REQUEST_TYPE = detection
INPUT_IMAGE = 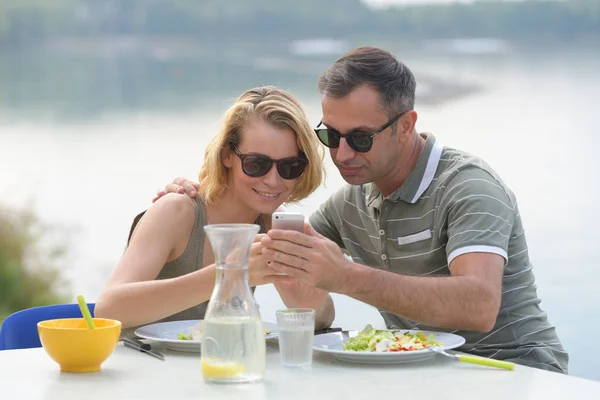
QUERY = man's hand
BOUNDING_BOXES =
[261,223,353,293]
[261,222,339,329]
[152,177,200,203]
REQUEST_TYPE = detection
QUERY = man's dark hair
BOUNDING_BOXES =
[317,47,416,117]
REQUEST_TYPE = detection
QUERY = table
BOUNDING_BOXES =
[1,340,599,399]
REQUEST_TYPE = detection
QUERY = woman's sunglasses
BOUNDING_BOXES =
[230,144,308,180]
[314,111,406,153]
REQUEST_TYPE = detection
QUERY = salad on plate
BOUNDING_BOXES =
[343,324,442,352]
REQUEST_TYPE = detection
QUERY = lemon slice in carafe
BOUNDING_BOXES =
[201,359,246,378]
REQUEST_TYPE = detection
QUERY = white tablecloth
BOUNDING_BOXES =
[1,340,598,399]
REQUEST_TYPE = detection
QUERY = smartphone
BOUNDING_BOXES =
[271,212,305,233]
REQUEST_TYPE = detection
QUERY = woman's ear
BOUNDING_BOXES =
[222,146,234,168]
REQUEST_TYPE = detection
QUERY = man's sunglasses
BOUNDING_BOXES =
[230,144,308,180]
[314,111,407,153]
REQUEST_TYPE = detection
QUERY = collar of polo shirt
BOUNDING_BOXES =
[366,133,444,208]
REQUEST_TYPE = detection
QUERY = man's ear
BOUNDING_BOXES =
[222,146,234,168]
[403,110,418,134]
[397,110,418,142]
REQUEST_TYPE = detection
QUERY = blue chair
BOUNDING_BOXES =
[0,303,95,350]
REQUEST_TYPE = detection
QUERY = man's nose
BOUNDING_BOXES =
[334,137,356,163]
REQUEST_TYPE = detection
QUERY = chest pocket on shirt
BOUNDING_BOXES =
[397,229,432,246]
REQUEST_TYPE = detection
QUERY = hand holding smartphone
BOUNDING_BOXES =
[269,212,305,276]
[271,212,305,233]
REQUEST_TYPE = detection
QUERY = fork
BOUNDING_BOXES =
[428,346,514,370]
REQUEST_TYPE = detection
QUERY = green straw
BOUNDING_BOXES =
[76,295,95,329]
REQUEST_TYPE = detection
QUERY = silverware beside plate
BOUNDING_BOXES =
[427,346,514,370]
[122,337,165,361]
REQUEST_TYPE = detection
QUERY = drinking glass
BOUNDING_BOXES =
[276,308,315,368]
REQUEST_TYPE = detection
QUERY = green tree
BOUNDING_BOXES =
[0,206,69,323]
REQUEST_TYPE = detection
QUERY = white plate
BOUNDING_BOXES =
[134,320,279,353]
[313,329,465,365]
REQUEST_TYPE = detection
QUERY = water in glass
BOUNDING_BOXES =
[278,327,314,367]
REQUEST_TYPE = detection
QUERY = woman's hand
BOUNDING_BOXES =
[248,234,280,287]
[272,276,335,329]
[273,279,330,311]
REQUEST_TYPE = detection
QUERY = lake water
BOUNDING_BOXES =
[1,40,599,380]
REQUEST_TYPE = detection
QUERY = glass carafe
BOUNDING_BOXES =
[201,224,266,384]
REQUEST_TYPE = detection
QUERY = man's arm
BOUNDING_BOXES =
[271,190,341,329]
[152,177,200,203]
[270,220,336,330]
[315,295,335,329]
[263,169,513,333]
[263,229,503,332]
[338,252,503,332]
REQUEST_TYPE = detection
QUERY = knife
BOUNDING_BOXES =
[314,327,351,341]
[122,337,165,361]
[314,327,343,335]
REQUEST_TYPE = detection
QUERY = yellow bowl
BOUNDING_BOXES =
[37,318,121,373]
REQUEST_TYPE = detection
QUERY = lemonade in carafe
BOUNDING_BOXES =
[201,224,266,383]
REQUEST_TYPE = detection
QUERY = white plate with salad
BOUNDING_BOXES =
[313,324,465,365]
[134,319,279,353]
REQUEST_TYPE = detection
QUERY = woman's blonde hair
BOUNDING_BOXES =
[199,86,324,204]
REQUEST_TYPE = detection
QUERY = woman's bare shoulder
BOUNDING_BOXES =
[129,194,196,242]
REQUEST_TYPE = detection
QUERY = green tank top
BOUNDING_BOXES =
[121,196,267,337]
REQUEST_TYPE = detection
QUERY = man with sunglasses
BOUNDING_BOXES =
[160,47,568,373]
[263,47,567,373]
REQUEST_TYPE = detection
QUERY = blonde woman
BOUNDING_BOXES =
[94,86,334,331]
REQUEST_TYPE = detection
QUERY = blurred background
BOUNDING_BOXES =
[1,0,598,380]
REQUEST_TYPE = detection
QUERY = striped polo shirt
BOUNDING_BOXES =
[310,133,568,373]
